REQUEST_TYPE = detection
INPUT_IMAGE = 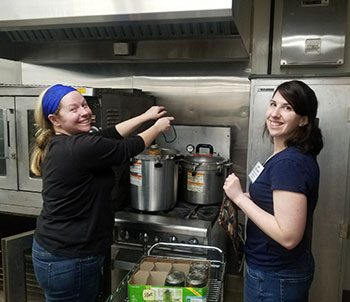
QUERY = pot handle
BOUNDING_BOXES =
[191,162,200,176]
[216,165,224,176]
[174,154,184,161]
[154,155,163,168]
[195,144,214,155]
[154,162,163,168]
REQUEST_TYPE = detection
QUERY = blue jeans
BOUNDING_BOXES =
[244,251,314,302]
[32,238,105,302]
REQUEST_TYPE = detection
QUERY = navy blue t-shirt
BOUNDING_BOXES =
[245,147,320,270]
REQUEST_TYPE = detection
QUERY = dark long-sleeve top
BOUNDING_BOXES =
[34,127,144,257]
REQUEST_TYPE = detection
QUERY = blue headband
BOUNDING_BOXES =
[42,84,77,121]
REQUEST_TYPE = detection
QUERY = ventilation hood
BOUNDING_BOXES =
[0,0,252,63]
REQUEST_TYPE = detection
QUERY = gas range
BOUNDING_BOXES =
[111,202,227,292]
[114,202,222,247]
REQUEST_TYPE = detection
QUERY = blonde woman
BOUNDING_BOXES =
[31,84,173,302]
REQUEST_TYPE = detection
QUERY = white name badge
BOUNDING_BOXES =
[249,162,264,183]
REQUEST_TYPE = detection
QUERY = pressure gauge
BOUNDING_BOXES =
[186,144,195,153]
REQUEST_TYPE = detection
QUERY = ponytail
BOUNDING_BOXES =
[30,87,56,176]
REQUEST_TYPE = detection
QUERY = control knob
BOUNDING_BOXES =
[168,235,178,243]
[119,230,129,240]
[139,232,149,243]
[188,238,199,245]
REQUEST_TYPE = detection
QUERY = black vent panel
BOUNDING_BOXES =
[5,21,238,43]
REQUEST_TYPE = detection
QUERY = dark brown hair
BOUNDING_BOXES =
[264,80,323,156]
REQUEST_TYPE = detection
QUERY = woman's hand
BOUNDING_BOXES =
[143,106,167,121]
[115,106,169,137]
[138,116,174,148]
[154,116,175,133]
[223,173,245,206]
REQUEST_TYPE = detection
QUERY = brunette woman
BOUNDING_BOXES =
[224,80,323,302]
[30,84,173,302]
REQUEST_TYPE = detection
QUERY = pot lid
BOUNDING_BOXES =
[184,153,227,164]
[134,147,180,160]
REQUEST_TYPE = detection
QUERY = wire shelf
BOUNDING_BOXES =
[106,242,226,302]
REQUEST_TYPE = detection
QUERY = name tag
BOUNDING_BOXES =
[249,162,264,183]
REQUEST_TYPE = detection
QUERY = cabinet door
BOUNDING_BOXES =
[0,97,17,190]
[1,230,35,302]
[16,97,42,192]
[309,81,350,302]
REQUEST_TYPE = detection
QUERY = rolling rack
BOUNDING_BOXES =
[106,242,226,302]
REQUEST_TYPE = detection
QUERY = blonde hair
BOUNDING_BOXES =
[30,87,57,176]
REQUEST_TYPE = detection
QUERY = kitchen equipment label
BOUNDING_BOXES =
[248,162,264,184]
[130,161,142,186]
[187,172,204,192]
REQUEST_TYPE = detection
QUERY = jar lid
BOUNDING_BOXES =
[165,271,185,285]
[149,144,161,155]
[190,262,209,272]
[186,272,207,286]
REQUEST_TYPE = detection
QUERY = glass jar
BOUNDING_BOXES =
[186,271,207,288]
[148,144,161,155]
[190,262,209,275]
[165,271,186,287]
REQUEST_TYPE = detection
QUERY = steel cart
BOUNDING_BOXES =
[106,242,226,302]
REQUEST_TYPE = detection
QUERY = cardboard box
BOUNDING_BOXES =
[128,257,210,302]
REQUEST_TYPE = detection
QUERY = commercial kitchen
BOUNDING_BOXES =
[0,0,349,301]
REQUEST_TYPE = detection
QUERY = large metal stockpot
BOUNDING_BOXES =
[180,144,231,205]
[130,147,180,211]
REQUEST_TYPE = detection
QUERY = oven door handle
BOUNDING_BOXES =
[1,109,14,160]
[147,242,224,263]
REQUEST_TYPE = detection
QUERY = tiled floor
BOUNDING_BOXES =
[224,274,244,302]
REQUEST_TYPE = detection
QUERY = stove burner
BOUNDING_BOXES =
[165,206,191,218]
[196,205,221,221]
[118,201,219,222]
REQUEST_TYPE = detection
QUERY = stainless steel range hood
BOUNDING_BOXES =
[0,0,252,63]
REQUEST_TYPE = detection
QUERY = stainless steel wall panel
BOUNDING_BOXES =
[155,125,231,160]
[21,62,250,183]
[21,64,134,88]
[280,0,346,66]
[133,75,250,182]
[0,59,22,84]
